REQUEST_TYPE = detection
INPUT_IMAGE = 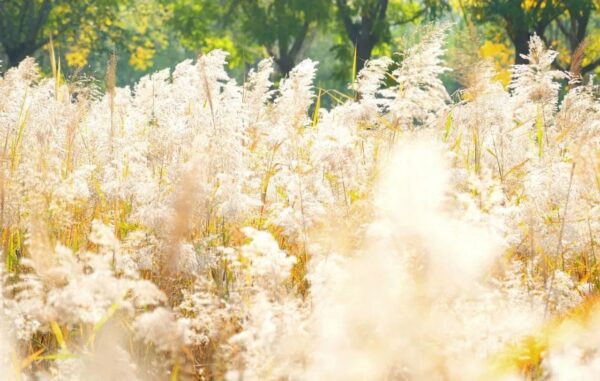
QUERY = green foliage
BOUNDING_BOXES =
[167,0,330,76]
[1,0,599,90]
[0,0,123,66]
[238,0,330,74]
[462,0,600,70]
[166,1,261,71]
[333,0,446,73]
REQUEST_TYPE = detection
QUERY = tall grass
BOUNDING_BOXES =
[0,29,598,380]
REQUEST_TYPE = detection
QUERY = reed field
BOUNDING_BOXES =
[0,27,599,380]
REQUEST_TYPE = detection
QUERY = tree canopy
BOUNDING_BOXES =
[1,0,599,89]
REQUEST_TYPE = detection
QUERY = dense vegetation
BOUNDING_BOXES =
[0,22,599,380]
[1,0,600,89]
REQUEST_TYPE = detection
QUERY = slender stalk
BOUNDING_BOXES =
[544,162,576,317]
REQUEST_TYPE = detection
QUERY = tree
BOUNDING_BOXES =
[335,0,390,73]
[335,0,444,72]
[168,0,329,77]
[463,0,599,71]
[0,1,121,68]
[236,0,330,76]
[465,0,565,64]
[551,1,599,75]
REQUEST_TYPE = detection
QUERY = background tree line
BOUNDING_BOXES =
[1,0,599,89]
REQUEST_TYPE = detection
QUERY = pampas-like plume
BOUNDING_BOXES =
[0,28,598,381]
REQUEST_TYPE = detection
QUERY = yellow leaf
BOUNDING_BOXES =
[479,41,512,87]
[50,321,67,351]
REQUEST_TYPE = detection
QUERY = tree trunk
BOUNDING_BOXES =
[512,31,533,65]
[275,55,295,77]
[272,19,309,77]
[355,34,376,73]
[336,0,388,74]
[4,43,35,68]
